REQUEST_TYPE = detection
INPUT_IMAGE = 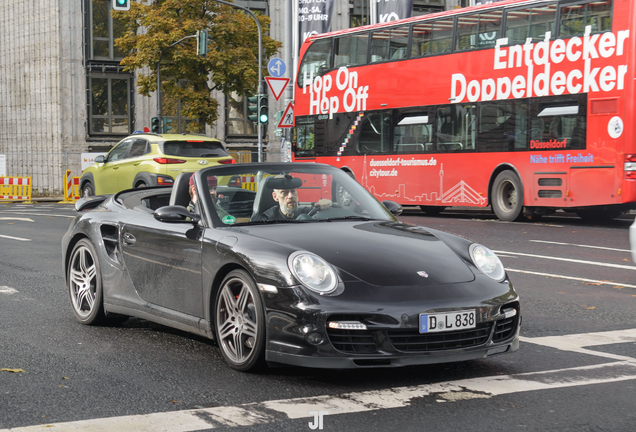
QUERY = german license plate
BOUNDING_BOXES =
[419,310,476,333]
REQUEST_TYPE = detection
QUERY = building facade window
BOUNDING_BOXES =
[86,0,132,137]
[163,95,202,134]
[89,74,130,135]
[226,92,257,138]
[90,0,126,60]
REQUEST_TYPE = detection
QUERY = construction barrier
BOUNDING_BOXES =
[0,177,32,203]
[62,170,81,202]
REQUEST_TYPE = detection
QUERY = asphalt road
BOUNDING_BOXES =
[1,202,636,431]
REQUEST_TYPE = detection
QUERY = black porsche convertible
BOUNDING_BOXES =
[62,162,520,371]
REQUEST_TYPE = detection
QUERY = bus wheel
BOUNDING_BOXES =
[420,206,443,216]
[491,171,524,222]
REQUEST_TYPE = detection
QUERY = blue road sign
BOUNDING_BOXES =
[267,58,286,78]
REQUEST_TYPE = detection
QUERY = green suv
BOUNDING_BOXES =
[80,133,234,196]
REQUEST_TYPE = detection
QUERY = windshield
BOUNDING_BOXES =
[197,163,395,226]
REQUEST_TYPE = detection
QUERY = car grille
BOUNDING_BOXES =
[388,323,492,352]
[326,328,376,354]
[493,313,518,342]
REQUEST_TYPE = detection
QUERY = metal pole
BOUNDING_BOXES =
[157,51,163,127]
[212,0,263,162]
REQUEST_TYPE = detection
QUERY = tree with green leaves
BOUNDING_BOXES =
[114,0,281,132]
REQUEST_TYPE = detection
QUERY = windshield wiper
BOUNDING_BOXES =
[324,216,375,221]
[240,219,310,225]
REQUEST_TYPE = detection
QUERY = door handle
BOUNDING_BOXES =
[113,166,119,170]
[134,162,140,166]
[122,232,136,246]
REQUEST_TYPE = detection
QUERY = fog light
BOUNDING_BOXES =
[306,332,324,345]
[502,308,517,319]
[328,321,367,330]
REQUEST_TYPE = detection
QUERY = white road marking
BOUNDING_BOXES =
[0,211,74,218]
[529,239,630,253]
[506,268,636,289]
[521,328,636,362]
[0,234,31,242]
[0,217,34,222]
[4,330,636,432]
[0,286,18,294]
[494,250,636,271]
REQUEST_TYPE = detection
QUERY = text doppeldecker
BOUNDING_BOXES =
[451,26,629,103]
[369,157,437,178]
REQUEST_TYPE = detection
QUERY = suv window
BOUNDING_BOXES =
[128,139,148,157]
[162,140,229,157]
[106,140,131,162]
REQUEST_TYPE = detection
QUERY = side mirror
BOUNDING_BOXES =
[154,206,200,224]
[95,155,105,163]
[382,200,403,217]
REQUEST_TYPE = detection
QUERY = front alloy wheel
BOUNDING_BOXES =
[215,270,265,371]
[68,239,105,325]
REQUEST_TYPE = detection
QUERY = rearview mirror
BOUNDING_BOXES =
[154,206,200,224]
[95,155,105,163]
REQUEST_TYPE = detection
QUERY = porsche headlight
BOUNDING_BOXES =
[288,252,338,294]
[469,244,505,281]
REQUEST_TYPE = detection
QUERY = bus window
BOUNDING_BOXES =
[478,100,528,152]
[529,96,587,150]
[411,22,432,57]
[436,105,476,151]
[505,4,557,45]
[294,118,316,157]
[358,112,392,154]
[456,10,502,51]
[393,113,432,153]
[298,38,333,88]
[430,19,454,55]
[560,0,613,37]
[334,33,369,68]
[370,26,409,63]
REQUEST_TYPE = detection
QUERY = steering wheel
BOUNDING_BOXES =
[307,205,321,217]
[306,203,340,218]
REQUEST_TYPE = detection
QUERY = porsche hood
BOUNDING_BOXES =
[242,221,475,286]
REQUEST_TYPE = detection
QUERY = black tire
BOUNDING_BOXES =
[134,181,147,189]
[420,206,444,216]
[215,270,266,372]
[491,171,524,222]
[67,239,107,325]
[82,181,94,198]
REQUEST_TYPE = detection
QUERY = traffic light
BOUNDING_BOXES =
[196,30,208,56]
[162,118,173,133]
[259,95,269,124]
[247,95,259,123]
[112,0,130,11]
[151,117,161,134]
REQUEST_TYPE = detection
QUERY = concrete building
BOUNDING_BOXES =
[0,0,466,196]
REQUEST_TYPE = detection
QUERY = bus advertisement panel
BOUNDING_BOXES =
[292,0,634,222]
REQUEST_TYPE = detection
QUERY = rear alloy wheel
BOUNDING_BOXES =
[215,270,265,371]
[82,182,94,198]
[491,171,524,221]
[67,239,106,325]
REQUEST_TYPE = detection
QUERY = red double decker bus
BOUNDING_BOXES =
[292,0,635,222]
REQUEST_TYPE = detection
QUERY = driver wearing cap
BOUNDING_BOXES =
[187,173,230,219]
[254,174,332,221]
